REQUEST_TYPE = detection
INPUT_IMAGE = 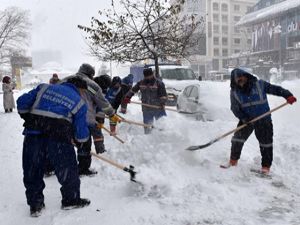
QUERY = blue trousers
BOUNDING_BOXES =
[143,110,166,134]
[22,134,80,207]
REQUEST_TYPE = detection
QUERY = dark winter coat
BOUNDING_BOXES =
[64,72,115,125]
[2,82,15,110]
[230,68,293,121]
[105,86,123,110]
[17,83,89,143]
[121,74,133,87]
[126,77,167,112]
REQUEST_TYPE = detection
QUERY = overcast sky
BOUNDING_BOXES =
[0,0,129,74]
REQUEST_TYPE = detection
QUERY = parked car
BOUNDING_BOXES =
[177,84,204,120]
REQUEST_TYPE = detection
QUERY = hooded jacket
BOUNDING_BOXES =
[230,68,292,121]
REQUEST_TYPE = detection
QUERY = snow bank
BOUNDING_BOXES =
[0,79,299,225]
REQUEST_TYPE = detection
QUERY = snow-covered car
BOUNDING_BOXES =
[177,84,203,117]
[153,65,200,106]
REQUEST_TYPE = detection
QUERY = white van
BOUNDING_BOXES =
[130,64,200,106]
[152,65,200,106]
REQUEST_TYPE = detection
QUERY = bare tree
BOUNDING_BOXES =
[78,0,203,77]
[0,7,31,66]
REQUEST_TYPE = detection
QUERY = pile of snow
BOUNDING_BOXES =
[0,79,299,225]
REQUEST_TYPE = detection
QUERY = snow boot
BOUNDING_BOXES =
[110,125,116,136]
[30,203,45,217]
[220,159,238,169]
[229,159,238,166]
[78,168,98,176]
[61,198,91,210]
[120,108,126,114]
[261,167,270,174]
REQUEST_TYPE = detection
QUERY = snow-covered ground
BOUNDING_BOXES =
[0,79,299,225]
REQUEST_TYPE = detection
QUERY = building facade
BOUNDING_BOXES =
[179,0,257,79]
[232,0,300,80]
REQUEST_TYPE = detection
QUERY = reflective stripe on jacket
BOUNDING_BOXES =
[128,78,167,112]
[231,80,270,120]
[17,83,89,142]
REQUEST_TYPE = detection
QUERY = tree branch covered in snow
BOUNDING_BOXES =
[78,0,204,76]
[0,7,31,67]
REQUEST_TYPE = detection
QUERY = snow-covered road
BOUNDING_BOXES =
[0,80,299,225]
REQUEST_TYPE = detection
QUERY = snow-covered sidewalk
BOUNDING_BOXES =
[0,80,299,225]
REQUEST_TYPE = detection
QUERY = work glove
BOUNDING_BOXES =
[122,97,131,104]
[287,96,297,105]
[94,141,106,154]
[96,123,104,129]
[110,114,122,123]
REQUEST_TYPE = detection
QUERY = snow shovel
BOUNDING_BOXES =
[100,124,125,144]
[116,114,153,128]
[105,114,153,128]
[186,102,289,151]
[91,152,142,184]
[130,100,178,112]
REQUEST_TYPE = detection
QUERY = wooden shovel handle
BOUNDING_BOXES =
[91,152,124,170]
[101,125,125,144]
[130,100,178,112]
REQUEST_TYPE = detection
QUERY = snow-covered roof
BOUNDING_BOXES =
[236,0,300,27]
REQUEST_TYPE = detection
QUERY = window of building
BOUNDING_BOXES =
[213,14,219,22]
[222,37,228,45]
[234,38,241,44]
[234,49,240,54]
[213,2,219,11]
[222,25,228,34]
[234,16,241,22]
[222,59,228,68]
[222,49,228,56]
[213,37,219,45]
[221,3,228,12]
[234,5,240,11]
[247,39,252,45]
[222,15,228,23]
[212,59,219,70]
[234,27,240,33]
[214,48,219,56]
[247,6,252,12]
[213,25,219,34]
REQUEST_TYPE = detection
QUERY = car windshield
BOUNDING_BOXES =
[160,68,196,80]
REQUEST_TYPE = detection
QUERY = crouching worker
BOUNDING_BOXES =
[17,77,91,217]
[228,68,297,174]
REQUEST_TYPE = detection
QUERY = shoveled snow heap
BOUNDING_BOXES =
[0,79,299,225]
